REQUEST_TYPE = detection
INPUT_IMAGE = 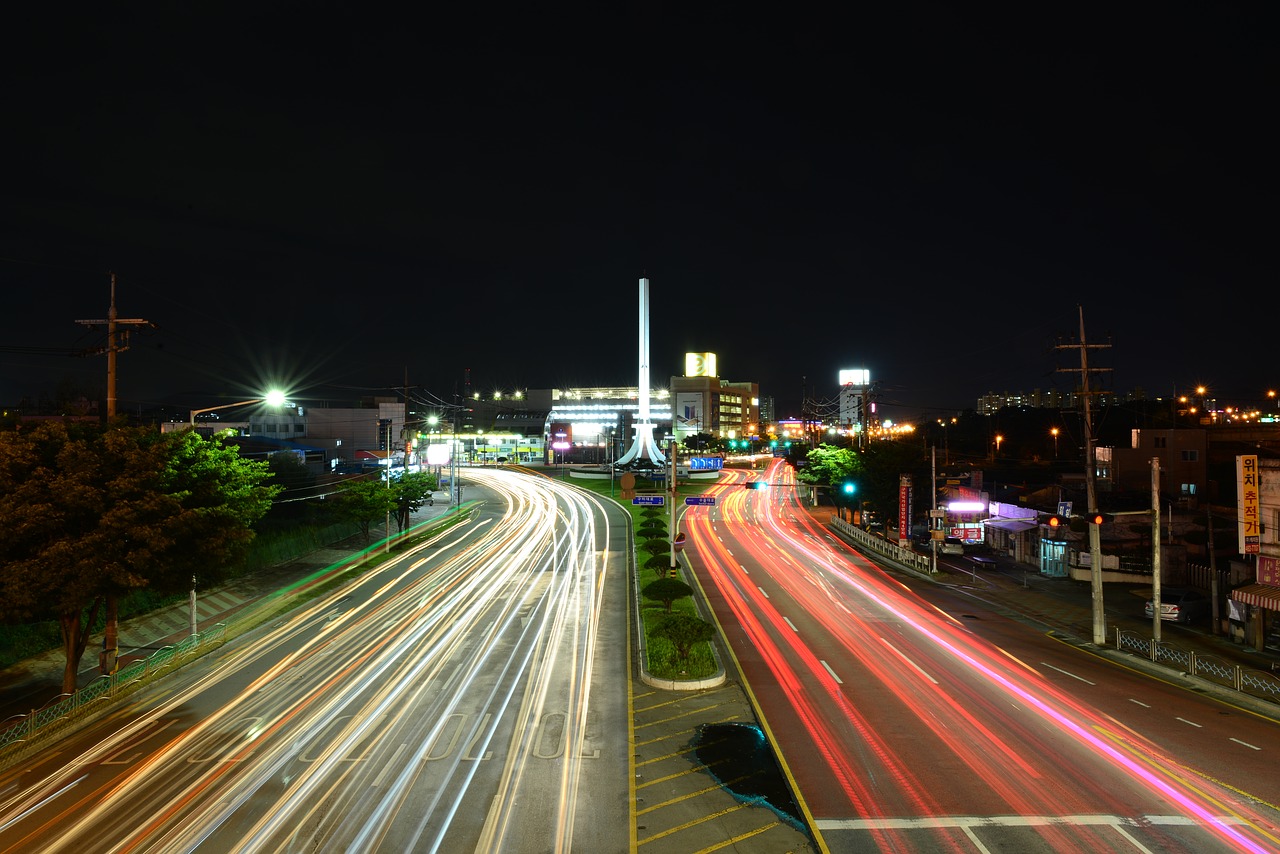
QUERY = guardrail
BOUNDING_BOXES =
[830,517,933,574]
[1115,627,1280,706]
[0,623,228,754]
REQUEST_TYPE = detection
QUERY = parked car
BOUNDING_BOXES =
[1144,587,1210,623]
[940,537,964,556]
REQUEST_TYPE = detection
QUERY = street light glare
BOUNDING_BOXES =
[264,389,287,407]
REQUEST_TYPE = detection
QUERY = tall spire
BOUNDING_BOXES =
[615,276,666,468]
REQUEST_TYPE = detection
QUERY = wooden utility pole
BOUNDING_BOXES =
[1056,305,1112,645]
[75,273,152,674]
[75,272,152,420]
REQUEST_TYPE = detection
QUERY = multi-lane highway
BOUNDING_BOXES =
[684,459,1280,853]
[0,468,632,853]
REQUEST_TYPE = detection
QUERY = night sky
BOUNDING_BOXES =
[1,4,1271,423]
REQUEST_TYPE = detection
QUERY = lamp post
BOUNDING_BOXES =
[937,417,955,466]
[384,420,393,554]
[189,389,288,427]
[993,433,1003,462]
[1050,427,1059,459]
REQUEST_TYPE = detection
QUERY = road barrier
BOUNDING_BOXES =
[830,517,932,574]
[1114,627,1280,705]
[0,623,228,755]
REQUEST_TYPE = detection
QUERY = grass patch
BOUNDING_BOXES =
[559,471,721,680]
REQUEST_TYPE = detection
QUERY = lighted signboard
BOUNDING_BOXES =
[838,368,870,386]
[685,352,717,377]
[689,456,723,471]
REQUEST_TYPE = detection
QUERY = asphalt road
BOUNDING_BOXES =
[0,469,633,853]
[683,459,1280,853]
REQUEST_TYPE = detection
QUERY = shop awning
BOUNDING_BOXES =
[985,519,1039,533]
[1230,583,1280,611]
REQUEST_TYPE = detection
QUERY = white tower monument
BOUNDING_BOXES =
[615,276,667,468]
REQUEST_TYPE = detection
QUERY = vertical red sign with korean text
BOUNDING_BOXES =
[1237,454,1260,555]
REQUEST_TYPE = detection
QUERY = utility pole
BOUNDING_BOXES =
[1208,505,1220,635]
[668,439,679,578]
[1056,305,1112,646]
[76,273,152,675]
[1151,457,1162,643]
[75,272,152,420]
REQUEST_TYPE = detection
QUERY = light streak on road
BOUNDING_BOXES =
[0,468,624,853]
[683,460,1280,852]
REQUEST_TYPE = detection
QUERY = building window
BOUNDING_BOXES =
[1180,483,1197,496]
[1180,449,1199,462]
[1153,436,1167,449]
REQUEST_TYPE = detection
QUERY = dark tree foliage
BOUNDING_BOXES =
[649,613,715,663]
[392,471,438,530]
[325,476,397,542]
[0,423,279,693]
[642,578,692,613]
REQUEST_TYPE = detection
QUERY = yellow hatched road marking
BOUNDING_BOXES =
[690,821,784,854]
[638,803,750,844]
[637,775,754,815]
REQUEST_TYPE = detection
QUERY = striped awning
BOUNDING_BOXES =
[1230,583,1280,611]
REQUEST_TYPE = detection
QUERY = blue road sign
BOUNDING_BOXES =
[685,496,716,506]
[632,495,665,506]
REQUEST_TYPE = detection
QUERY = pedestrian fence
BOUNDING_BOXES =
[1115,627,1280,705]
[830,517,932,574]
[0,623,228,754]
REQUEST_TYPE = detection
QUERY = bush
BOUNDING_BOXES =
[642,578,693,612]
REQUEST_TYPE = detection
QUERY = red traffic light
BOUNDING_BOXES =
[1047,515,1064,528]
[1081,512,1113,525]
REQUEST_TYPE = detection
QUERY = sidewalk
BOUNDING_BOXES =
[0,501,459,723]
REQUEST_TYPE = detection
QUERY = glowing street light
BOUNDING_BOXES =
[189,389,288,426]
[1050,427,1059,459]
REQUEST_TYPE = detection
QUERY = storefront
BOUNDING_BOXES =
[1229,555,1280,652]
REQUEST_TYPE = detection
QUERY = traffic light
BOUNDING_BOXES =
[744,480,766,490]
[1080,512,1113,525]
[1046,515,1067,538]
[841,481,856,495]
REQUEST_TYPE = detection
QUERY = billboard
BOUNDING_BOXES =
[838,368,870,387]
[675,393,704,432]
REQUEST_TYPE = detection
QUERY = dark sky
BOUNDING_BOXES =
[1,4,1271,422]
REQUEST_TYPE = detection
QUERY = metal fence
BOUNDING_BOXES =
[0,623,227,753]
[1115,627,1280,705]
[830,517,932,574]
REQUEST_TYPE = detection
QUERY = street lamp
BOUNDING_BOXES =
[937,417,955,466]
[993,433,1003,461]
[189,389,288,427]
[1050,427,1059,459]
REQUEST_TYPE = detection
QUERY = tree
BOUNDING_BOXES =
[643,554,672,573]
[798,444,860,488]
[636,522,667,539]
[266,451,316,500]
[391,470,437,530]
[326,477,397,541]
[0,423,279,694]
[642,578,692,613]
[649,613,715,664]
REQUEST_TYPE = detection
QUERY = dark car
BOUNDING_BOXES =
[1144,587,1210,623]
